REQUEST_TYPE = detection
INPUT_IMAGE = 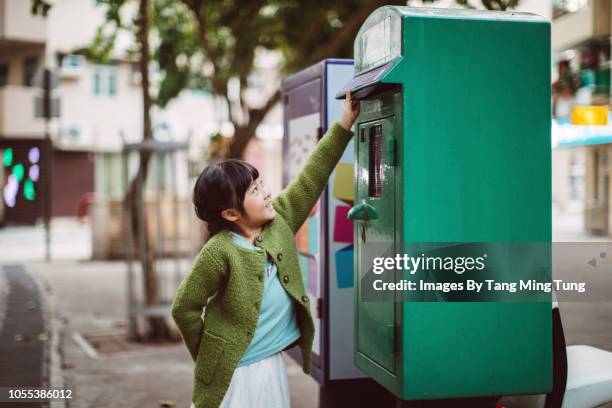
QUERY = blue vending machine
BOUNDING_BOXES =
[282,59,396,405]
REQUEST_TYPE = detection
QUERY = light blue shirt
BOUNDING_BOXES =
[230,231,301,367]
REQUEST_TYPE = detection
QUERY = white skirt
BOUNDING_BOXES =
[190,351,291,408]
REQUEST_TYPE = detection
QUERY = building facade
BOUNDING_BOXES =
[551,0,612,235]
[0,0,283,230]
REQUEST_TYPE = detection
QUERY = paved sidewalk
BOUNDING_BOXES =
[26,259,319,408]
[0,218,91,263]
[2,212,612,407]
[0,264,47,408]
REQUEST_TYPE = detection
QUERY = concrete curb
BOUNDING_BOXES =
[28,265,68,408]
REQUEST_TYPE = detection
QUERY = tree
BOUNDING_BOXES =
[34,0,522,163]
[158,0,402,159]
[153,0,520,159]
[32,0,174,341]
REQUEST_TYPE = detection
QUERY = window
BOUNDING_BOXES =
[62,54,85,69]
[23,56,39,86]
[92,65,118,96]
[0,64,8,87]
[93,71,101,95]
[108,72,117,95]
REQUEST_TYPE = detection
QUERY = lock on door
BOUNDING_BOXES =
[348,199,378,243]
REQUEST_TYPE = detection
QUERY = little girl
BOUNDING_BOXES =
[172,92,360,408]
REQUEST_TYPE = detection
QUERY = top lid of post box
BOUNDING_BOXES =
[334,60,398,100]
[391,6,546,22]
[336,5,546,100]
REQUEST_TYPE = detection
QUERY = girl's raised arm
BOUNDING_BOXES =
[272,92,359,233]
[272,122,353,233]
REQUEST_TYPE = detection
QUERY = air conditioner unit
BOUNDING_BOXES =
[59,121,93,148]
[59,54,86,79]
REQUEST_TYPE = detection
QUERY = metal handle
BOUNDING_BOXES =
[347,201,378,221]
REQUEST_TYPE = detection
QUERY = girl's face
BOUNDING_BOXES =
[221,177,275,230]
[242,177,276,225]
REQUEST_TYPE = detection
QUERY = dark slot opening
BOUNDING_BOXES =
[369,124,383,197]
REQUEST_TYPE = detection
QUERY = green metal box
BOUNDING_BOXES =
[339,6,552,400]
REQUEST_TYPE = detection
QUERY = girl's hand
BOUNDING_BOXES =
[339,91,360,131]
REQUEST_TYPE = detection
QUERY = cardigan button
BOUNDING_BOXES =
[255,235,263,243]
[282,275,289,284]
[246,331,252,338]
[301,295,309,303]
[277,253,283,261]
[258,274,263,282]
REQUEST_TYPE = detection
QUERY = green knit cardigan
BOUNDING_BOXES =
[171,122,353,408]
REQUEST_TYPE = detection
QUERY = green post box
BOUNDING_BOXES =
[337,6,552,400]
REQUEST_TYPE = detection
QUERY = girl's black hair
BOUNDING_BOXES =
[193,159,259,235]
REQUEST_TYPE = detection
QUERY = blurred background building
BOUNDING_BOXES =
[551,0,612,237]
[0,0,283,258]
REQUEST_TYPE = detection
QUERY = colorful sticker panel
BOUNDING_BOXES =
[335,244,354,289]
[298,254,309,293]
[308,215,319,255]
[332,162,354,205]
[333,205,353,244]
[296,222,309,254]
[308,255,318,297]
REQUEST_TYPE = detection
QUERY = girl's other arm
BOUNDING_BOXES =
[171,248,225,361]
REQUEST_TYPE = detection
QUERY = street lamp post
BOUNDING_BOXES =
[34,67,59,261]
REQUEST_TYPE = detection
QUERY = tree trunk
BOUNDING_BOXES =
[228,126,255,159]
[223,0,389,160]
[227,90,282,159]
[125,0,173,342]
